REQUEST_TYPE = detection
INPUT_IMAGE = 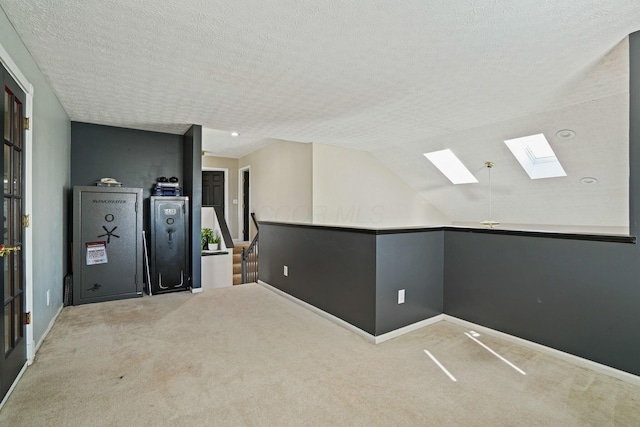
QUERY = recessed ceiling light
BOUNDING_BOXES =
[423,149,478,184]
[580,177,598,184]
[555,129,575,139]
[231,131,239,137]
[504,133,566,179]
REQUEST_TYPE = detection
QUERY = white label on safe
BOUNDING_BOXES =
[164,208,177,215]
[86,242,108,265]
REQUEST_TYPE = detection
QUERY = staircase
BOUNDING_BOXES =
[233,242,250,285]
[233,214,260,285]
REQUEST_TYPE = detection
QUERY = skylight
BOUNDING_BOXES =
[423,149,478,184]
[504,134,566,179]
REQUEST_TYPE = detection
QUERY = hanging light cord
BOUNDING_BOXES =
[482,161,496,228]
[488,162,492,220]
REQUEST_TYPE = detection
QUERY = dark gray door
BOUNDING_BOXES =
[202,171,224,210]
[203,170,227,239]
[1,64,26,399]
[243,170,249,241]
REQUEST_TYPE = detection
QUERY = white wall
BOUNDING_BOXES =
[312,143,449,227]
[452,221,629,235]
[202,155,239,239]
[1,8,71,348]
[238,141,448,230]
[201,207,231,251]
[201,207,233,288]
[239,140,313,231]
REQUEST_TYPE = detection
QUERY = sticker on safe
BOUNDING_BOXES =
[86,241,108,265]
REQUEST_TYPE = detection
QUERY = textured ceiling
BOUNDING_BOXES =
[2,1,640,230]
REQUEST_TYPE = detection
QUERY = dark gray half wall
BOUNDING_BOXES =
[260,223,445,336]
[375,231,443,335]
[260,223,377,334]
[443,231,640,375]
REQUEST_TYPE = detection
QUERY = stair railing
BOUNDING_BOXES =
[241,213,259,283]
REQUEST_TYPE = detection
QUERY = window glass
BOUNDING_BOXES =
[3,90,10,142]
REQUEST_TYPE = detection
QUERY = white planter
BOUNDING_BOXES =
[208,243,220,251]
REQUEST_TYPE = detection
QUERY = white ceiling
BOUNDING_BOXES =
[2,1,640,230]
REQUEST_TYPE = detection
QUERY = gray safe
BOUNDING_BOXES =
[73,186,143,305]
[149,196,190,294]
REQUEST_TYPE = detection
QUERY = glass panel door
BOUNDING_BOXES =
[1,64,26,400]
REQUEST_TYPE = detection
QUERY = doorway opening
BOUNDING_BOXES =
[239,167,250,241]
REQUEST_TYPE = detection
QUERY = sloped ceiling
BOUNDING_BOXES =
[2,1,640,231]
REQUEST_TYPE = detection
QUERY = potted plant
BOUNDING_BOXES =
[201,228,214,251]
[209,231,221,251]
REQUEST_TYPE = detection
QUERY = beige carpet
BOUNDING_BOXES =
[1,283,639,426]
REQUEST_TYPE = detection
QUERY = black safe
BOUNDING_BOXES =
[73,186,143,305]
[149,196,190,294]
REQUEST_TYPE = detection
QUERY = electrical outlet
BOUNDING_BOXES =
[47,289,50,306]
[398,289,405,304]
[284,265,288,276]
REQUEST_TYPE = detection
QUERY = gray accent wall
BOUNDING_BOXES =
[443,232,640,375]
[71,122,203,291]
[631,31,640,236]
[70,122,184,272]
[1,8,71,347]
[260,224,377,334]
[183,125,202,289]
[71,122,184,200]
[260,223,445,335]
[375,231,443,335]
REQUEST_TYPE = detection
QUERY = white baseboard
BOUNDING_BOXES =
[259,281,378,343]
[258,280,442,344]
[442,315,640,387]
[373,314,444,344]
[257,281,640,386]
[34,304,63,357]
[191,287,203,294]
